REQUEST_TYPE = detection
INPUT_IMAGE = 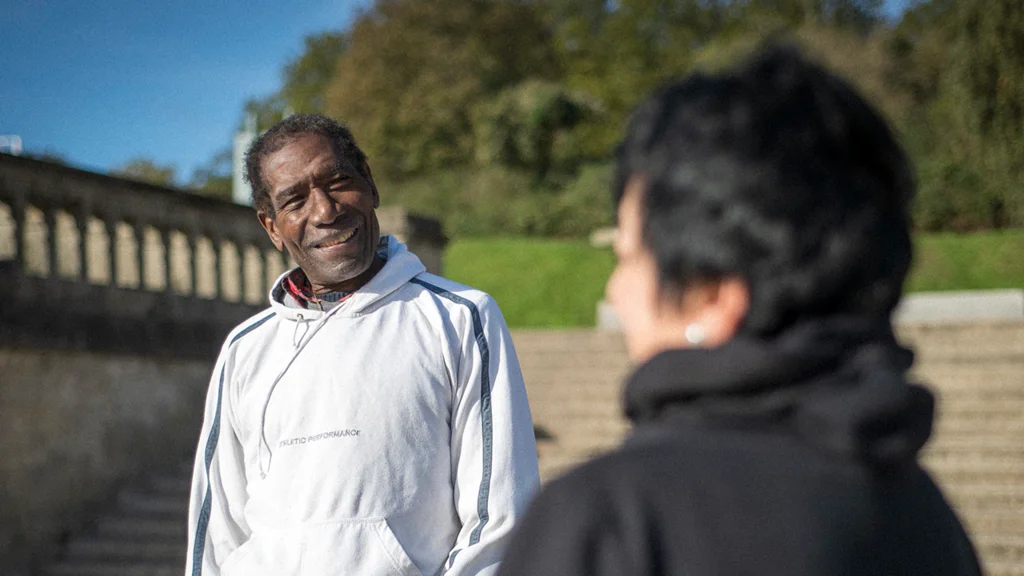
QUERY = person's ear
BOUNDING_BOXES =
[362,161,380,209]
[257,211,285,252]
[677,277,750,348]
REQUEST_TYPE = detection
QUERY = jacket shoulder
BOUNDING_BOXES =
[221,308,278,351]
[407,272,499,314]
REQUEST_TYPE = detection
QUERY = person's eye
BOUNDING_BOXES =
[281,195,303,209]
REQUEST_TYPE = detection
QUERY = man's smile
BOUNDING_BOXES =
[315,226,359,249]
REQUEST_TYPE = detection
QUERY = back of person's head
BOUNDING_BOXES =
[614,45,914,337]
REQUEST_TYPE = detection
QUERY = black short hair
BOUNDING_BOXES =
[615,45,915,335]
[244,114,370,216]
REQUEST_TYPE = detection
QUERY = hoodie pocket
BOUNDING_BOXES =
[220,530,301,576]
[301,517,423,576]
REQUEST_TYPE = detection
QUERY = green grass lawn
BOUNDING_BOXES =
[907,230,1024,292]
[446,231,1024,328]
[445,238,615,328]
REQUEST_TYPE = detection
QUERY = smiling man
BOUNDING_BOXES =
[184,114,540,576]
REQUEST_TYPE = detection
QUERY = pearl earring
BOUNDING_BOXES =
[684,324,706,346]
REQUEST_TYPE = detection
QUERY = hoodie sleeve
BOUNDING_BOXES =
[444,295,540,575]
[184,347,250,576]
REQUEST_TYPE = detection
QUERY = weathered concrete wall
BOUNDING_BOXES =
[0,349,211,574]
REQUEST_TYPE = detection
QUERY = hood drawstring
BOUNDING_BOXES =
[292,313,309,348]
[257,309,341,479]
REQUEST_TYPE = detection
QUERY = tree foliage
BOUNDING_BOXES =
[325,0,561,177]
[207,0,1023,236]
[113,158,177,187]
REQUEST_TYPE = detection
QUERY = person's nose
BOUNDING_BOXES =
[308,185,340,226]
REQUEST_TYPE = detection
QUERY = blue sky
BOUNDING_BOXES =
[1,0,911,185]
[0,0,369,182]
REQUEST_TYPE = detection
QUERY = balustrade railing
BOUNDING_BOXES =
[0,153,284,357]
[0,153,446,357]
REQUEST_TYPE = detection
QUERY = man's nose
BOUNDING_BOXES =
[308,186,340,225]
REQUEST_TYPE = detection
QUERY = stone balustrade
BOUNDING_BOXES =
[0,153,446,358]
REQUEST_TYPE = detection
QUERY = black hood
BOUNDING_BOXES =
[624,317,935,466]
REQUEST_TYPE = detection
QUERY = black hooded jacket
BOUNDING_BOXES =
[498,318,982,576]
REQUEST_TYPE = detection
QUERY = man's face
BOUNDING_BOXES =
[257,133,381,292]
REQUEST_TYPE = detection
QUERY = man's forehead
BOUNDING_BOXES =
[265,134,351,186]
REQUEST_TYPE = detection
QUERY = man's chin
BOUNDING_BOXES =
[306,257,376,289]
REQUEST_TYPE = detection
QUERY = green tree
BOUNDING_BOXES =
[113,158,177,187]
[325,0,561,177]
[281,31,349,114]
[472,80,593,178]
[188,148,233,201]
[917,0,1024,229]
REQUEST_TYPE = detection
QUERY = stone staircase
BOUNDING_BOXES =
[905,322,1024,576]
[517,321,1024,575]
[37,322,1022,575]
[37,466,190,576]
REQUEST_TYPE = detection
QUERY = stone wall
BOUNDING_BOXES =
[0,153,448,357]
[0,349,211,574]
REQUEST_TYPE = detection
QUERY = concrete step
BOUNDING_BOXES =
[963,511,1024,535]
[946,484,1024,511]
[925,437,1024,453]
[934,418,1024,436]
[511,330,628,354]
[147,474,192,496]
[930,381,1024,399]
[539,454,590,482]
[532,417,629,437]
[929,457,1024,483]
[985,561,1024,576]
[929,399,1024,418]
[529,400,623,419]
[95,515,187,540]
[64,538,183,562]
[41,561,182,576]
[116,491,190,517]
[523,380,625,401]
[897,322,1024,359]
[974,532,1024,563]
[917,357,1024,374]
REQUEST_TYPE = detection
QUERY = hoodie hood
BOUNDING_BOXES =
[267,235,426,321]
[624,317,935,467]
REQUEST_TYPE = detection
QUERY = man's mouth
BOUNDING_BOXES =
[316,227,358,248]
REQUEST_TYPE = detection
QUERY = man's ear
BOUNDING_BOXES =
[257,211,285,252]
[362,161,380,209]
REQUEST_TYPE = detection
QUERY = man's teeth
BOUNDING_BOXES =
[319,228,357,248]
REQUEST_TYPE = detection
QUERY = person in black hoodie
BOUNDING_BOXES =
[497,46,982,576]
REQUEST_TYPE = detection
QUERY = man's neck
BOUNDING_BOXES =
[312,255,386,295]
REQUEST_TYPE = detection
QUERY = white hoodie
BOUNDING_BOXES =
[185,236,540,576]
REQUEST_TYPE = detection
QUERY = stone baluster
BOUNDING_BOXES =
[160,228,173,293]
[187,232,200,297]
[104,218,119,287]
[43,205,58,278]
[252,246,267,302]
[11,193,26,269]
[75,208,89,282]
[133,222,146,290]
[210,235,223,301]
[233,241,244,303]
